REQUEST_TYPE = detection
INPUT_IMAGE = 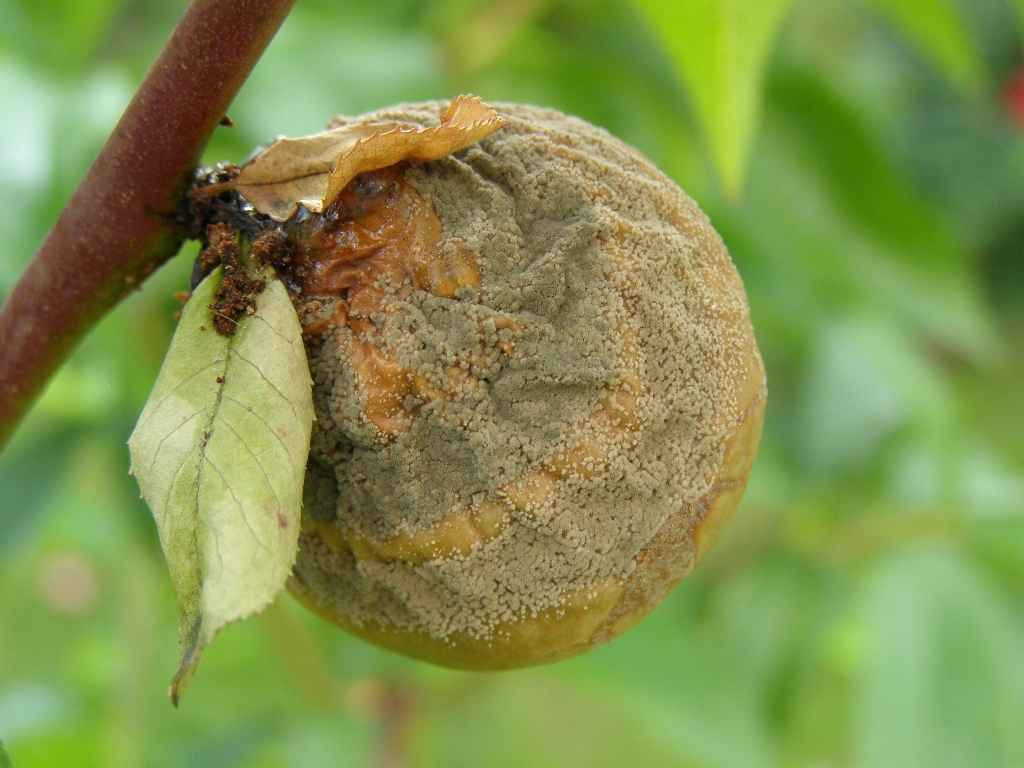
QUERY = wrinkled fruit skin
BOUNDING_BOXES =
[287,103,766,669]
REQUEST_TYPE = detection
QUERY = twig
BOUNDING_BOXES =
[374,683,417,768]
[0,0,297,451]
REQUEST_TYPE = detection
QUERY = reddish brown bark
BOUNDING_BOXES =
[0,0,297,451]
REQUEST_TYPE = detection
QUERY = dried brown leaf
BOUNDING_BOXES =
[201,95,507,221]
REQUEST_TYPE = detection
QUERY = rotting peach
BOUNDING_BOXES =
[283,102,766,669]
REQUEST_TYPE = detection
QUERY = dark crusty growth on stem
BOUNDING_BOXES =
[200,222,266,336]
[292,103,762,644]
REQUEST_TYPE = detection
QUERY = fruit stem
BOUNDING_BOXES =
[0,0,297,452]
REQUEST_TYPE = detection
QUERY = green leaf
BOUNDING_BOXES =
[128,267,314,705]
[0,0,130,74]
[854,547,1024,768]
[866,0,983,93]
[1011,0,1024,54]
[743,105,1002,366]
[634,0,796,198]
[0,740,11,768]
[768,70,958,267]
[797,316,940,472]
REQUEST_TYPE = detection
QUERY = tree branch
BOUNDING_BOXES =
[0,0,297,451]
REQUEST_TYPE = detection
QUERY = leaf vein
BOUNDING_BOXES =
[215,414,288,515]
[222,396,299,466]
[148,408,205,475]
[204,457,275,556]
[145,359,227,417]
[227,348,302,419]
[162,446,201,523]
[251,310,299,348]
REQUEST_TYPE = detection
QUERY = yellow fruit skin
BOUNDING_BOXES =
[288,571,624,670]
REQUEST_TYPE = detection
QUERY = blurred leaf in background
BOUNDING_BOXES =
[865,0,984,93]
[2,0,1024,766]
[634,0,797,198]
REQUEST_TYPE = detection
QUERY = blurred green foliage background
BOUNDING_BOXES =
[2,0,1024,765]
